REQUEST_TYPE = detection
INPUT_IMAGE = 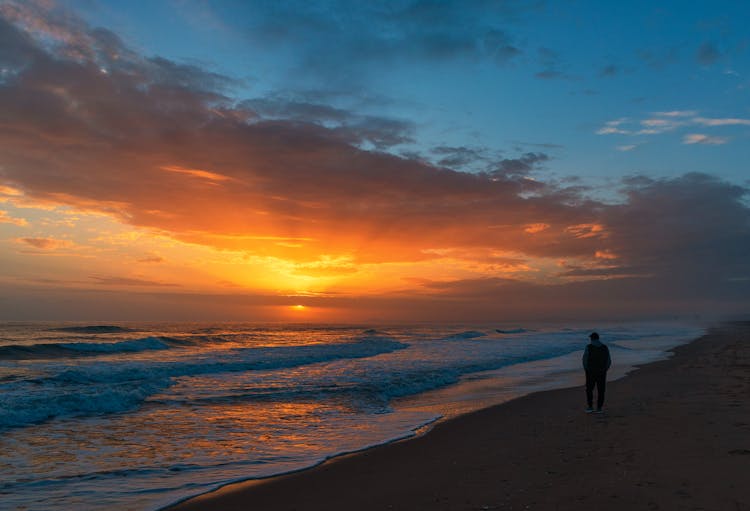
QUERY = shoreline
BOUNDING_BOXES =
[159,331,676,511]
[166,321,749,510]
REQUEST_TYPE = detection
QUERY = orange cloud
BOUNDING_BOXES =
[0,185,23,196]
[160,165,232,182]
[0,11,604,275]
[0,210,27,226]
[16,237,74,250]
[565,223,607,239]
[137,254,165,263]
[89,275,179,287]
[524,223,550,234]
[595,249,617,260]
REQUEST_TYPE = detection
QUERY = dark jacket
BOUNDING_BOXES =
[582,341,611,372]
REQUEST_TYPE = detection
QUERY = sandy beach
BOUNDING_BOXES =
[167,322,750,511]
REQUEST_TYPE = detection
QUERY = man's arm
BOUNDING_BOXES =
[582,345,589,371]
[606,346,612,370]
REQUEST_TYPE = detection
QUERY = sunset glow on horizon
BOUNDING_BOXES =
[1,0,749,322]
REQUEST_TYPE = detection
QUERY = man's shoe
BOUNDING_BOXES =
[585,407,594,413]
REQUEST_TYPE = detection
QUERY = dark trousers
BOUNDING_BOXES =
[585,370,607,409]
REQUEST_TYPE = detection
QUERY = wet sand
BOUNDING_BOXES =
[167,322,750,511]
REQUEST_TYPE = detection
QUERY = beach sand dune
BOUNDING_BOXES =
[168,322,750,511]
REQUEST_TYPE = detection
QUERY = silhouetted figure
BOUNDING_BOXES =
[582,332,611,413]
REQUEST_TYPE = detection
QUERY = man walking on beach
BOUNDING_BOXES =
[582,332,611,413]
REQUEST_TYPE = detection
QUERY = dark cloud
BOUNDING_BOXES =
[599,64,618,77]
[137,255,165,263]
[636,47,679,70]
[603,173,750,282]
[238,0,531,85]
[491,152,550,177]
[535,70,564,80]
[557,266,641,278]
[513,141,564,150]
[537,47,559,66]
[241,97,350,123]
[17,237,70,250]
[431,145,489,169]
[482,29,522,64]
[332,116,415,149]
[398,272,748,321]
[145,56,239,94]
[241,95,414,149]
[696,41,721,65]
[429,147,553,178]
[534,46,569,80]
[89,276,180,287]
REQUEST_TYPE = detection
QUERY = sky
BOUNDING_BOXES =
[0,0,748,322]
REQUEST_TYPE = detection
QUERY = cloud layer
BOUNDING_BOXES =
[1,2,749,319]
[596,111,749,145]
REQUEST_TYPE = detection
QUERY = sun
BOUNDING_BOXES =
[290,304,307,311]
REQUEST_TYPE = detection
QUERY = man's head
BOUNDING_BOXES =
[589,332,600,341]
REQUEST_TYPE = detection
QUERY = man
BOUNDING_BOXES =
[582,332,611,413]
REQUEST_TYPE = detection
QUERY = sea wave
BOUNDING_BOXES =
[444,330,486,340]
[495,328,531,334]
[50,325,133,334]
[0,337,188,360]
[0,378,167,430]
[0,337,407,428]
[48,337,407,384]
[153,336,585,413]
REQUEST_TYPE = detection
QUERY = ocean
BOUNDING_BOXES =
[0,321,702,510]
